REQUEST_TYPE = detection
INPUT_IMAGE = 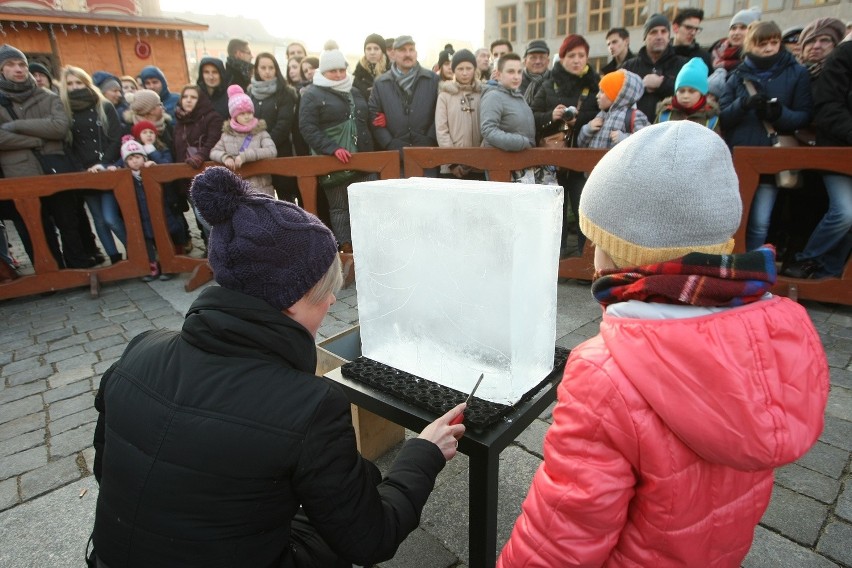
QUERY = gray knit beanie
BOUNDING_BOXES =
[0,44,27,69]
[190,166,338,310]
[319,40,348,73]
[730,7,761,29]
[579,121,742,268]
[643,14,671,39]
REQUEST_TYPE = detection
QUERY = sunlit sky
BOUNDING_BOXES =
[161,0,486,64]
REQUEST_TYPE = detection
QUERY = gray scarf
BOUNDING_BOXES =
[392,63,420,95]
[0,74,37,103]
[249,78,278,101]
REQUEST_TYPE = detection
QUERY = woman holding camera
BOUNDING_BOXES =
[530,34,600,256]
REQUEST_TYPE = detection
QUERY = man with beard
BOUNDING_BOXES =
[621,13,686,122]
[671,8,712,70]
[225,38,253,90]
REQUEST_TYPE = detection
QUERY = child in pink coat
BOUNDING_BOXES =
[499,122,828,568]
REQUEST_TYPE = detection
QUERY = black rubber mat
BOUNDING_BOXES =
[340,347,570,430]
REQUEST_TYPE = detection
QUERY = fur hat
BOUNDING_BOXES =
[559,34,590,58]
[579,121,742,268]
[675,57,709,95]
[599,70,626,102]
[226,84,254,118]
[318,41,348,73]
[120,135,146,162]
[730,8,761,29]
[128,89,161,116]
[451,49,476,71]
[131,120,158,141]
[798,17,846,47]
[190,166,338,310]
[0,44,27,69]
[644,13,671,39]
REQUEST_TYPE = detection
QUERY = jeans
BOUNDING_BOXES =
[746,182,780,251]
[84,191,127,257]
[796,173,852,275]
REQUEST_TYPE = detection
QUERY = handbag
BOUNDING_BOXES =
[743,80,802,189]
[312,94,363,189]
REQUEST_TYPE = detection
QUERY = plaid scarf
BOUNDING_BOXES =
[592,246,777,308]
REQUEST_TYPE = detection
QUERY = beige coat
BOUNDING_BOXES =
[0,87,70,178]
[435,80,482,174]
[210,119,277,196]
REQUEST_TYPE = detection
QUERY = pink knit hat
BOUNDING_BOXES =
[120,135,146,162]
[227,85,254,118]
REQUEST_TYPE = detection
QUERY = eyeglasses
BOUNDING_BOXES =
[683,24,703,34]
[460,96,474,112]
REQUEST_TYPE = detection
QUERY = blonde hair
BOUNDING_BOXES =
[745,21,782,52]
[59,66,110,128]
[304,254,343,304]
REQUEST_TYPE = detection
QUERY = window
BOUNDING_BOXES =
[758,0,784,11]
[622,0,647,28]
[794,0,839,5]
[700,0,735,18]
[527,1,546,40]
[589,56,608,73]
[588,0,612,33]
[660,0,691,19]
[557,0,578,36]
[499,6,518,43]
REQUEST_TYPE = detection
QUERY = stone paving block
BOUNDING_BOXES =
[93,359,118,376]
[2,356,43,378]
[48,366,95,389]
[2,335,35,353]
[556,332,590,350]
[82,447,95,475]
[12,342,47,362]
[378,527,458,568]
[43,379,91,405]
[19,455,82,501]
[6,364,53,387]
[49,423,95,459]
[0,351,11,366]
[101,304,137,318]
[42,344,86,365]
[0,477,18,512]
[0,413,45,443]
[538,400,556,422]
[83,335,125,355]
[53,353,98,373]
[826,385,852,422]
[820,416,852,451]
[109,311,143,324]
[760,485,829,546]
[137,306,174,321]
[513,418,548,458]
[0,380,47,405]
[96,344,127,361]
[827,352,852,370]
[796,441,849,480]
[72,317,114,334]
[34,327,74,345]
[816,520,852,566]
[47,333,89,352]
[49,393,95,421]
[837,482,852,523]
[0,395,43,426]
[149,315,185,331]
[742,526,839,568]
[775,463,842,504]
[32,319,70,336]
[0,446,48,479]
[51,408,98,437]
[86,323,125,341]
[121,320,156,334]
[0,430,44,459]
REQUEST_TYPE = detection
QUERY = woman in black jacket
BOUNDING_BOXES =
[60,66,126,264]
[299,45,374,253]
[352,33,390,100]
[92,166,464,568]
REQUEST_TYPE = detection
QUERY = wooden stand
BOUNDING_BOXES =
[316,327,405,460]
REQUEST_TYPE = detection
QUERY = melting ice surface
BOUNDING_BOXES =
[348,178,563,405]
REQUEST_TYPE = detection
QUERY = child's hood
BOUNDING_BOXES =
[612,70,645,110]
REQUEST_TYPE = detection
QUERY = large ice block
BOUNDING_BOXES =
[348,177,563,405]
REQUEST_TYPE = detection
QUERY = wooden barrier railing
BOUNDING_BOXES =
[1,147,849,305]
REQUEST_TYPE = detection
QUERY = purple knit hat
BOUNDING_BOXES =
[190,166,338,310]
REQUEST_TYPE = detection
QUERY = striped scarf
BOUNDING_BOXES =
[392,63,420,95]
[592,246,777,307]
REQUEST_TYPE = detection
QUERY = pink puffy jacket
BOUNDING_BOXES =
[498,296,828,567]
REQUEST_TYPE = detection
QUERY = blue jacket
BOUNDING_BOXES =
[719,50,813,148]
[138,66,180,118]
[368,64,439,150]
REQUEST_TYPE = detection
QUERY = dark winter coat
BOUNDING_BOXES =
[173,91,223,163]
[719,50,813,149]
[369,65,439,150]
[621,46,687,122]
[0,84,70,178]
[672,42,713,71]
[197,57,232,122]
[299,84,373,155]
[250,80,299,157]
[530,62,601,146]
[601,50,634,75]
[352,57,389,101]
[813,40,852,147]
[92,286,445,568]
[69,101,122,169]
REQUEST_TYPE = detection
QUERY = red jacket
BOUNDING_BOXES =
[499,296,828,567]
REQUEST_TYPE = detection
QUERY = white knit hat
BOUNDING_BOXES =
[120,135,147,162]
[579,121,742,268]
[319,40,348,73]
[730,7,761,28]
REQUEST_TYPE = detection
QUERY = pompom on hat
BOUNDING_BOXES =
[675,57,710,95]
[318,41,349,73]
[579,121,742,268]
[120,135,146,162]
[190,166,338,310]
[226,84,254,118]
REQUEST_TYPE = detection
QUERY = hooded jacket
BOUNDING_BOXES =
[498,296,827,567]
[138,66,180,117]
[93,287,446,568]
[196,57,232,122]
[435,79,483,150]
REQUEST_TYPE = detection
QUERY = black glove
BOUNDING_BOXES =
[757,98,782,122]
[743,93,768,111]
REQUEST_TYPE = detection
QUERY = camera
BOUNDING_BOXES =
[562,106,578,121]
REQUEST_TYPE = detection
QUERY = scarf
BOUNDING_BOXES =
[672,94,707,115]
[591,246,777,308]
[392,63,420,94]
[230,116,258,133]
[227,56,253,80]
[804,60,825,80]
[359,56,387,78]
[0,74,36,103]
[313,72,354,93]
[250,78,279,101]
[712,40,743,72]
[68,88,99,112]
[744,51,784,81]
[136,113,167,134]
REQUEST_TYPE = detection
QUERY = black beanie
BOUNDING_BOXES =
[451,49,477,71]
[364,33,387,54]
[28,62,52,81]
[644,13,671,38]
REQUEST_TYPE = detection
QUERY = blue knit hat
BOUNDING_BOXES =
[190,167,338,310]
[675,57,709,95]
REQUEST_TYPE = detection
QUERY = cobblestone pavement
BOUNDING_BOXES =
[0,276,849,567]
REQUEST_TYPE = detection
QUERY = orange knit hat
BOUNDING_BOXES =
[599,70,626,102]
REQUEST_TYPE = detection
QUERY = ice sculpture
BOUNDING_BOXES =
[348,177,563,405]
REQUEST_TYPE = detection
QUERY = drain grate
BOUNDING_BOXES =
[340,347,570,430]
